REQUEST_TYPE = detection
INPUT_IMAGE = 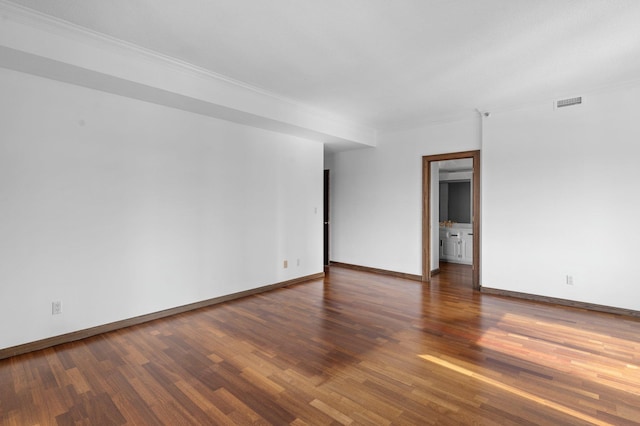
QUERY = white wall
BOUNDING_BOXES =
[0,67,323,350]
[482,82,640,311]
[329,117,481,275]
[330,81,640,313]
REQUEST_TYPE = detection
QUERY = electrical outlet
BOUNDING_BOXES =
[283,260,288,269]
[566,275,574,286]
[297,258,300,267]
[52,301,62,315]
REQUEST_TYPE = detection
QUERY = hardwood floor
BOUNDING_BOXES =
[1,265,640,425]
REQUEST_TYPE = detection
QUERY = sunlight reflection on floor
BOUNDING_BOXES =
[475,313,640,395]
[418,353,613,426]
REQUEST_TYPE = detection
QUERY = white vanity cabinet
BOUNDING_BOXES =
[439,227,473,265]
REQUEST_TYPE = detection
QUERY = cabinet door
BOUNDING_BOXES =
[442,238,458,259]
[459,231,473,265]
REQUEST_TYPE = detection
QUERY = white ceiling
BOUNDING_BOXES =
[5,0,640,132]
[438,158,473,173]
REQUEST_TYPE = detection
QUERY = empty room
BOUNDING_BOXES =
[1,1,640,424]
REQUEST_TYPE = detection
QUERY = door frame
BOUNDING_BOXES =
[422,150,481,289]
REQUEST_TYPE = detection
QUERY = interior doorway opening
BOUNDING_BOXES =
[422,150,480,289]
[323,169,330,267]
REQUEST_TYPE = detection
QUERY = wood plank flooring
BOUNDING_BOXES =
[1,264,640,425]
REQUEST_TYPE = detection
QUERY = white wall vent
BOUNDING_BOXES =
[556,97,582,108]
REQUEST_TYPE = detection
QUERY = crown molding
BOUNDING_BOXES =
[0,1,301,106]
[0,0,376,148]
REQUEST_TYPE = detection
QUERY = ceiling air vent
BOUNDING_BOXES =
[556,96,582,108]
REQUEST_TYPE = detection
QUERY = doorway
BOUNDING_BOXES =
[323,169,330,267]
[422,150,480,289]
